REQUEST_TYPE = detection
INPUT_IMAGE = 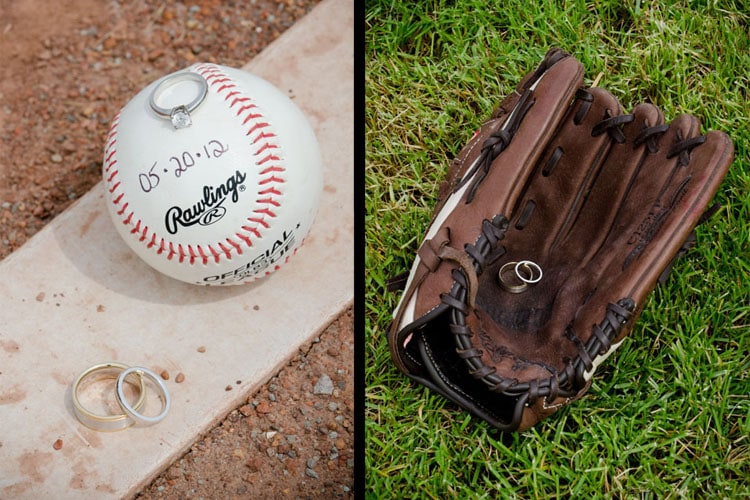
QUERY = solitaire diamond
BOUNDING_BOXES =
[170,106,192,129]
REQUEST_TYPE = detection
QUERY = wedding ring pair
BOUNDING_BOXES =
[71,362,171,432]
[498,260,543,294]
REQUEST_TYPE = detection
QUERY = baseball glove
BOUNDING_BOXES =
[387,48,733,432]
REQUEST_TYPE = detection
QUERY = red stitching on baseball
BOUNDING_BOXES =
[247,218,269,229]
[256,153,281,166]
[256,198,280,207]
[241,226,262,238]
[252,131,276,144]
[217,242,233,258]
[245,122,270,136]
[197,246,208,265]
[255,144,279,157]
[230,96,250,107]
[186,245,196,265]
[165,242,176,261]
[202,74,227,84]
[236,233,253,246]
[253,208,276,217]
[236,103,257,116]
[105,157,117,174]
[259,176,285,185]
[209,245,221,263]
[226,238,243,254]
[241,113,264,126]
[259,166,283,175]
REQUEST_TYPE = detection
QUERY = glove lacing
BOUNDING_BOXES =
[442,215,636,400]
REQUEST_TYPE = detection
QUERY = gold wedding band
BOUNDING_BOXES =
[71,362,146,432]
[498,261,528,293]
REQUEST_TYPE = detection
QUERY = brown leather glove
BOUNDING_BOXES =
[388,48,734,431]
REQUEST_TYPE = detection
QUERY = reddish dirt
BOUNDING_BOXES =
[0,0,353,497]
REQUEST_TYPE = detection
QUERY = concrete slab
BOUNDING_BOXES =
[0,0,353,497]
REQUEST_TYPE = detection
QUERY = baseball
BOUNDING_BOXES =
[103,63,323,285]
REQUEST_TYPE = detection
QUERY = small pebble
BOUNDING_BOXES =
[53,439,63,450]
[313,374,334,395]
[197,346,206,353]
[160,370,169,380]
[175,373,185,383]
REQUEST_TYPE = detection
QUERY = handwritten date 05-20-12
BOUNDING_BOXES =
[138,139,230,193]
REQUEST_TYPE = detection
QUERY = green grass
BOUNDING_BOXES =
[365,1,750,497]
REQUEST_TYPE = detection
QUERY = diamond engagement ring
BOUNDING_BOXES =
[148,71,208,129]
[71,362,146,432]
[115,366,171,427]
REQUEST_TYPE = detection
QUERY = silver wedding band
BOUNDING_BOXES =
[116,366,171,427]
[149,71,208,128]
[515,260,543,284]
[71,362,146,432]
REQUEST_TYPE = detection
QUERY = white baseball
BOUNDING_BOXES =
[103,63,323,285]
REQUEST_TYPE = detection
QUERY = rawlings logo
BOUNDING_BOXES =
[164,170,247,234]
